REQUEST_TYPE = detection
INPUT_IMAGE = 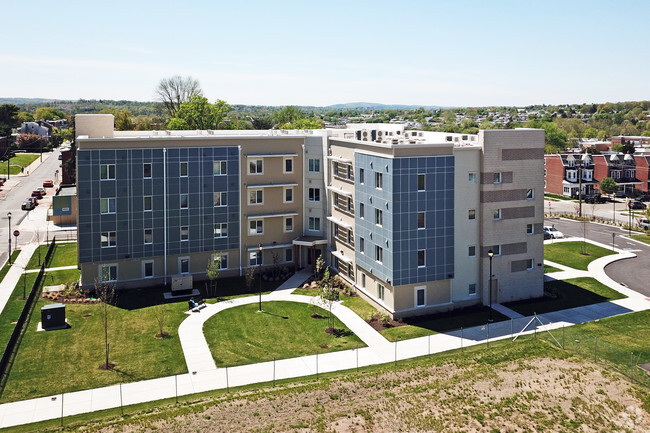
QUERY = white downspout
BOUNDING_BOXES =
[301,143,306,269]
[238,145,243,277]
[163,147,168,286]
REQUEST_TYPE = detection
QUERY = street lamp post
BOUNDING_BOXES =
[258,244,263,313]
[487,249,494,322]
[7,212,11,264]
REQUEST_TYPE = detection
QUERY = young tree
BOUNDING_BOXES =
[206,254,221,298]
[319,268,339,331]
[95,279,116,370]
[314,254,325,280]
[152,304,169,338]
[167,96,232,130]
[245,266,256,293]
[155,76,202,118]
[600,177,618,222]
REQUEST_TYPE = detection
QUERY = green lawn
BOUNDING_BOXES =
[203,301,364,367]
[630,233,650,245]
[26,243,78,270]
[380,306,510,342]
[0,251,21,282]
[544,264,561,273]
[544,193,573,201]
[0,154,40,175]
[544,241,615,270]
[504,277,625,316]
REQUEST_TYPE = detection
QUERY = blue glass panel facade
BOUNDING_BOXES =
[355,153,454,286]
[77,146,240,264]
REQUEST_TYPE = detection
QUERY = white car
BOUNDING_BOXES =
[544,226,564,239]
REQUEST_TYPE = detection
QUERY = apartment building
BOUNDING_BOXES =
[76,114,544,318]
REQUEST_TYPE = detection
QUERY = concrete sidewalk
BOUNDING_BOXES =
[0,238,649,428]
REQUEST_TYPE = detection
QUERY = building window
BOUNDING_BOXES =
[377,283,384,301]
[308,188,320,202]
[249,220,263,235]
[284,217,293,232]
[180,162,188,177]
[213,160,227,175]
[308,158,320,172]
[249,159,263,174]
[214,223,227,237]
[469,245,476,257]
[361,273,366,289]
[99,264,117,282]
[144,195,152,211]
[359,203,365,219]
[249,250,262,266]
[347,197,352,212]
[100,164,116,180]
[143,163,152,178]
[544,169,547,177]
[417,250,425,267]
[101,231,116,248]
[285,248,293,262]
[469,209,476,220]
[493,209,501,220]
[526,223,534,235]
[180,194,189,209]
[417,212,425,229]
[179,257,190,274]
[375,172,383,189]
[309,217,320,231]
[493,245,502,256]
[143,261,154,279]
[359,237,365,254]
[417,174,425,191]
[415,286,425,307]
[493,172,501,184]
[144,228,153,244]
[375,245,383,263]
[526,259,534,270]
[284,187,293,203]
[249,189,263,205]
[469,283,477,295]
[375,208,383,226]
[526,188,534,200]
[359,168,365,184]
[100,197,116,214]
[333,163,339,177]
[214,192,227,207]
[468,172,477,184]
[180,226,189,241]
[347,165,353,180]
[284,158,293,173]
[213,253,228,269]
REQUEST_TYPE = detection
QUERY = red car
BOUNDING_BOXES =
[31,190,44,199]
[43,180,54,188]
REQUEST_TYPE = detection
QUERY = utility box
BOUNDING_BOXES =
[41,303,66,330]
[171,274,193,293]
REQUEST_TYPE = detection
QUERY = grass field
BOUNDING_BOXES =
[0,251,20,282]
[26,242,78,270]
[543,264,561,273]
[544,241,615,270]
[631,233,650,245]
[0,154,40,175]
[203,301,364,367]
[504,277,626,316]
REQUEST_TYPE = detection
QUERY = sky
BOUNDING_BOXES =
[1,0,648,107]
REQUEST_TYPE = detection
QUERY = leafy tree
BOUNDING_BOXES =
[621,139,635,155]
[600,177,617,196]
[318,268,339,331]
[206,254,221,298]
[95,279,116,370]
[34,107,64,120]
[273,106,303,126]
[0,104,20,138]
[583,127,597,139]
[99,108,134,131]
[167,96,232,130]
[152,304,169,338]
[17,112,33,122]
[16,133,47,150]
[155,75,202,118]
[278,117,323,129]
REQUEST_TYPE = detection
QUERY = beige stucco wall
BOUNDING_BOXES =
[75,114,115,139]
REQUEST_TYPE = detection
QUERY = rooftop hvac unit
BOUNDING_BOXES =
[356,130,362,140]
[377,130,384,137]
[41,303,66,330]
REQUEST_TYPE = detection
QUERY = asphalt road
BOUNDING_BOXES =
[0,150,61,264]
[545,217,650,297]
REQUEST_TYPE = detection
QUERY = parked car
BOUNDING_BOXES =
[584,193,606,204]
[31,190,43,199]
[544,231,552,240]
[639,218,650,230]
[614,191,633,198]
[0,177,6,183]
[21,200,35,211]
[638,195,650,202]
[43,180,54,188]
[58,154,62,160]
[36,186,46,196]
[543,226,565,239]
[629,200,646,210]
[25,197,37,207]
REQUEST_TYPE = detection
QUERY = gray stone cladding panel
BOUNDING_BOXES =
[481,189,527,203]
[502,148,545,161]
[510,259,530,272]
[482,242,527,257]
[501,206,535,220]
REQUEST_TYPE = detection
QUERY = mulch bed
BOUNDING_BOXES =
[367,314,406,332]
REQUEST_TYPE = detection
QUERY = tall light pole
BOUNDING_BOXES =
[7,212,12,264]
[258,244,263,313]
[487,249,494,322]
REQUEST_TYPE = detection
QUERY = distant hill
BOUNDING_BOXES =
[325,102,443,110]
[0,97,57,104]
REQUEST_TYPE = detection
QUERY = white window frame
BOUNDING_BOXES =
[468,172,477,184]
[526,258,534,270]
[100,164,116,180]
[359,203,365,219]
[359,237,365,254]
[359,168,365,184]
[468,209,476,220]
[415,286,426,307]
[101,231,116,248]
[284,187,293,203]
[417,211,425,229]
[526,223,534,235]
[377,283,385,301]
[375,171,383,189]
[469,283,477,296]
[142,260,154,279]
[468,245,476,257]
[417,174,425,191]
[180,194,189,209]
[143,195,152,212]
[214,191,227,207]
[178,257,190,274]
[308,188,320,202]
[308,158,320,173]
[213,252,228,269]
[417,249,425,268]
[100,197,116,214]
[375,245,383,264]
[249,250,262,266]
[285,248,293,263]
[284,157,293,174]
[249,158,263,175]
[493,208,502,220]
[180,226,189,241]
[144,228,153,244]
[214,222,228,238]
[249,189,263,205]
[375,208,383,226]
[99,263,117,282]
[493,172,502,184]
[213,160,227,175]
[180,161,188,177]
[249,219,263,235]
[143,163,152,179]
[284,217,294,233]
[493,245,502,256]
[308,217,320,231]
[526,188,534,200]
